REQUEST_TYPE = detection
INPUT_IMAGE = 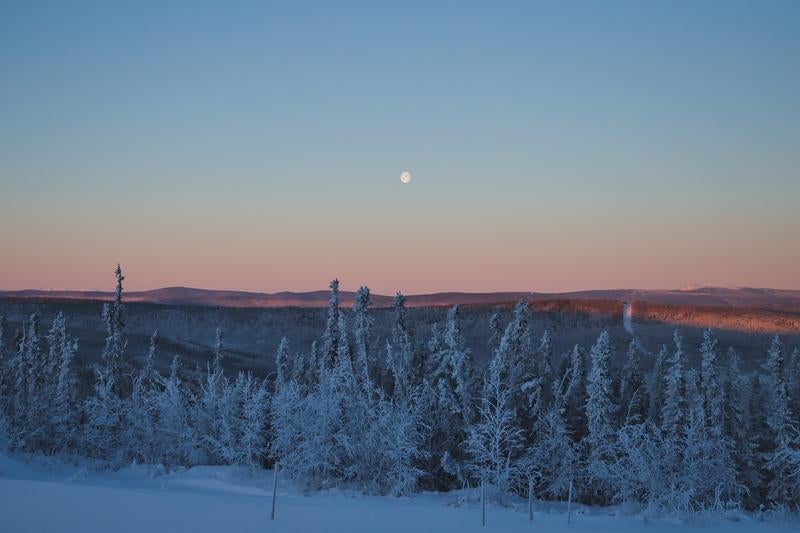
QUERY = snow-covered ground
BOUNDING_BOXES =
[0,453,795,533]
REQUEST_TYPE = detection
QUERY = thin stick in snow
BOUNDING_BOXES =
[528,479,533,521]
[271,463,279,520]
[567,478,573,524]
[481,480,485,527]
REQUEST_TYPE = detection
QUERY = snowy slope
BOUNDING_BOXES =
[0,455,796,533]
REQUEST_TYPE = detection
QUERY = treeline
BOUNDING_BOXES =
[0,267,799,514]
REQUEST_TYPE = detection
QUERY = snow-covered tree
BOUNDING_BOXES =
[320,279,342,369]
[49,313,79,453]
[18,313,46,450]
[292,341,319,388]
[619,339,647,425]
[237,373,270,467]
[648,344,668,426]
[466,353,523,494]
[563,344,588,440]
[421,305,475,488]
[500,301,534,425]
[426,322,445,376]
[722,347,760,502]
[212,327,224,374]
[278,361,348,488]
[386,292,415,397]
[101,264,127,395]
[699,329,723,434]
[370,393,424,495]
[275,337,291,390]
[0,316,10,433]
[83,370,125,464]
[763,335,799,505]
[141,330,159,388]
[788,347,800,425]
[487,312,503,353]
[535,329,555,407]
[585,330,617,502]
[661,331,687,442]
[123,369,155,464]
[521,368,577,499]
[466,314,528,493]
[352,286,373,388]
[153,356,197,466]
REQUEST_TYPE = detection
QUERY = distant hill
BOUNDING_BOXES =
[2,285,800,310]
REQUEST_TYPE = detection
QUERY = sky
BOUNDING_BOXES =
[1,1,799,295]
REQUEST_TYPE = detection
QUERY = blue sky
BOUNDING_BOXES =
[1,1,799,293]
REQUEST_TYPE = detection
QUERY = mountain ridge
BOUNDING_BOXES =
[2,285,800,309]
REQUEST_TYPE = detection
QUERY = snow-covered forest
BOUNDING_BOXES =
[1,266,799,516]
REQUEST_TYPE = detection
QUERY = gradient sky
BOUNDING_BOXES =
[1,1,799,295]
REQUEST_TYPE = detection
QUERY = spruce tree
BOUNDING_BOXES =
[154,356,193,466]
[564,344,588,440]
[648,344,668,426]
[699,329,723,434]
[321,279,341,369]
[141,330,159,388]
[0,316,9,427]
[49,313,79,453]
[100,264,127,396]
[212,327,224,374]
[619,339,647,424]
[352,286,373,387]
[487,312,503,353]
[426,305,474,488]
[585,330,616,502]
[23,314,45,447]
[522,367,577,499]
[788,347,800,425]
[466,330,523,493]
[723,347,761,504]
[534,329,555,414]
[275,337,291,390]
[501,301,535,432]
[661,331,687,442]
[392,292,416,386]
[763,335,798,504]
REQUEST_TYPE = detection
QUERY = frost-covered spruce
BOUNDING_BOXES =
[275,336,291,390]
[723,347,761,502]
[212,327,224,374]
[661,331,687,442]
[487,312,503,353]
[101,264,127,395]
[699,329,723,434]
[763,335,799,505]
[352,286,373,388]
[50,313,79,453]
[619,339,647,425]
[789,347,800,425]
[21,314,45,448]
[501,301,536,433]
[522,367,577,499]
[648,344,668,426]
[585,330,616,501]
[423,305,474,488]
[563,344,587,440]
[535,329,555,412]
[320,279,342,369]
[466,316,524,493]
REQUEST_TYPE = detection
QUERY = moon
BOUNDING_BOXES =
[400,171,412,184]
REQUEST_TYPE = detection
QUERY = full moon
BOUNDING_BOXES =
[400,171,412,184]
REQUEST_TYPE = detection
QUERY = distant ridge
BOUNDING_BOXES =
[2,286,800,310]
